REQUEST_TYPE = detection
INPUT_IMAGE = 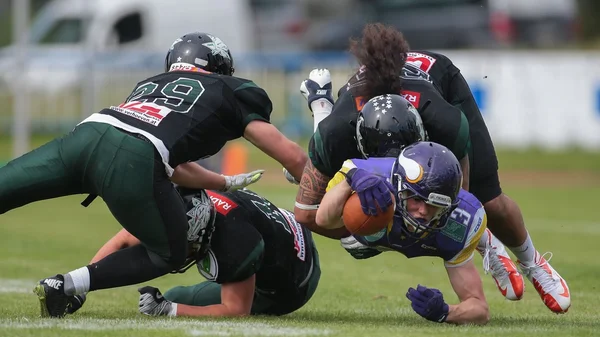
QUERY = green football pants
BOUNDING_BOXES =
[0,122,188,265]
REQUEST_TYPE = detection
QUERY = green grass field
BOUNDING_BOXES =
[0,136,599,337]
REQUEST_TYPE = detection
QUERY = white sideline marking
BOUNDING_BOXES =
[0,279,35,293]
[0,318,331,336]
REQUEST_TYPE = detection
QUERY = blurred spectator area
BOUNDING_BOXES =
[0,0,588,50]
[250,0,581,51]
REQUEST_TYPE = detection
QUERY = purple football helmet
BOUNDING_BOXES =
[391,141,462,238]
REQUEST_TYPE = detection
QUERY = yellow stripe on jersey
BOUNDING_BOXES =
[326,159,356,192]
[445,209,487,267]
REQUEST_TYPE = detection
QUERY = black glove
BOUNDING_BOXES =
[66,294,86,315]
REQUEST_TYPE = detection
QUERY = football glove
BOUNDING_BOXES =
[340,236,382,259]
[138,286,177,317]
[300,68,334,113]
[345,168,395,216]
[222,170,264,192]
[406,285,449,323]
[283,168,300,185]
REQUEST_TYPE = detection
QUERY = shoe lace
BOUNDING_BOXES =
[521,252,558,293]
[481,246,510,281]
[481,247,491,273]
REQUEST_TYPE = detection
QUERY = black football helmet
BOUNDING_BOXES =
[165,32,235,75]
[356,94,427,158]
[172,188,217,273]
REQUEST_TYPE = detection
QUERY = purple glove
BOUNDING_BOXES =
[406,284,449,323]
[345,168,395,216]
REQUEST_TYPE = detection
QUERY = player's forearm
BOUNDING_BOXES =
[315,181,352,229]
[171,162,226,190]
[279,141,308,181]
[243,120,307,181]
[175,302,250,317]
[294,207,350,239]
[447,298,489,325]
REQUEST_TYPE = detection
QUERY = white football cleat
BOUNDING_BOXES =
[518,251,571,314]
[299,68,334,112]
[478,229,525,301]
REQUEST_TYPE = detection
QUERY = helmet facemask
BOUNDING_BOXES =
[394,174,455,239]
[391,141,462,240]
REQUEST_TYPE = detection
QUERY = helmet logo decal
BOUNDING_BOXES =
[202,34,231,60]
[186,196,211,241]
[370,95,393,114]
[398,154,424,183]
[197,249,218,281]
[169,38,183,50]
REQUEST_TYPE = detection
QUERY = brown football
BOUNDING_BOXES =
[342,192,395,236]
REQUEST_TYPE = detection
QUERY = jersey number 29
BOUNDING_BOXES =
[124,77,205,114]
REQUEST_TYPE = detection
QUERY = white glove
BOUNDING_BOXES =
[222,169,264,192]
[340,236,382,260]
[300,69,334,133]
[283,168,300,185]
[300,69,333,104]
[138,286,177,317]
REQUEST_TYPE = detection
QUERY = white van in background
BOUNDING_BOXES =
[0,0,255,92]
[28,0,254,53]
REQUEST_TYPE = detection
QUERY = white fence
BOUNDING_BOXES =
[441,50,600,150]
[2,50,600,157]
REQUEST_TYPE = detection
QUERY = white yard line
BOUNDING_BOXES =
[0,279,35,293]
[0,318,332,336]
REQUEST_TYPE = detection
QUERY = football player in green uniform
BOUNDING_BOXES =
[0,32,308,317]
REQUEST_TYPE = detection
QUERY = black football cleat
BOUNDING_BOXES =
[33,274,71,318]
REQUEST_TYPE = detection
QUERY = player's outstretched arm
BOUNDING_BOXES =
[171,162,264,192]
[139,275,256,317]
[406,261,489,325]
[445,261,490,325]
[244,120,308,181]
[177,275,256,317]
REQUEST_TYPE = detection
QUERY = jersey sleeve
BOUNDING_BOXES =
[325,159,356,192]
[231,79,273,128]
[444,206,487,267]
[197,213,265,284]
